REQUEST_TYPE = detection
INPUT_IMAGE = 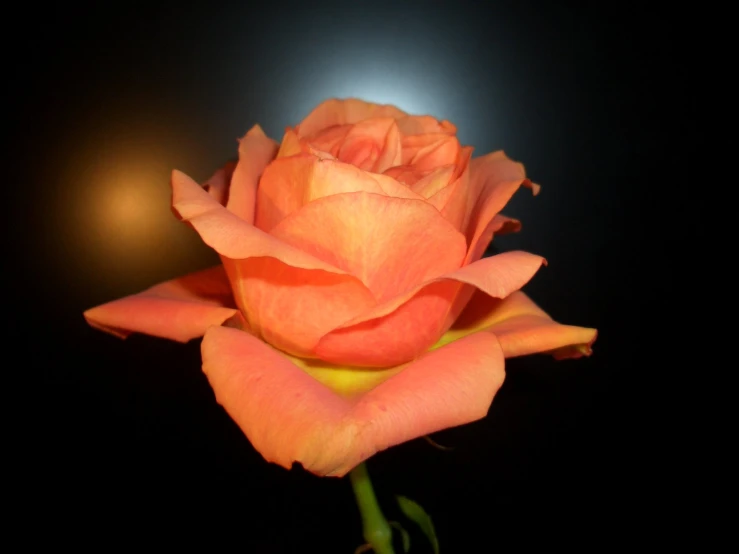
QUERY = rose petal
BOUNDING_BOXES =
[83,266,237,342]
[337,139,378,171]
[332,118,401,173]
[433,290,597,359]
[434,213,525,340]
[464,151,540,263]
[201,325,505,477]
[410,165,455,199]
[202,161,237,206]
[270,191,467,302]
[225,125,279,224]
[396,115,457,136]
[316,251,545,366]
[222,255,376,358]
[255,155,424,233]
[297,98,408,138]
[171,169,347,274]
[382,164,433,186]
[489,214,522,236]
[303,124,353,157]
[431,146,474,231]
[401,134,460,169]
[276,128,305,159]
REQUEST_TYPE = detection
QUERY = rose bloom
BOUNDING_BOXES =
[85,98,597,477]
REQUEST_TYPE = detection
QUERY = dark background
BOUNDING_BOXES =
[14,1,675,550]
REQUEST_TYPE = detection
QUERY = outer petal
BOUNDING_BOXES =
[316,251,546,366]
[202,161,237,205]
[489,214,522,236]
[434,290,597,359]
[83,266,237,342]
[171,169,347,275]
[464,151,540,263]
[270,191,467,302]
[222,256,376,359]
[255,155,424,233]
[225,125,279,224]
[172,169,379,358]
[367,211,524,354]
[201,325,505,477]
[297,98,408,138]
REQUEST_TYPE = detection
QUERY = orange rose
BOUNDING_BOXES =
[85,98,596,477]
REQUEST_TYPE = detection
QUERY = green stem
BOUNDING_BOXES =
[349,462,395,554]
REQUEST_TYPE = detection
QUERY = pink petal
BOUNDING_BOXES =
[437,290,597,359]
[316,251,545,366]
[225,125,279,224]
[297,98,408,138]
[465,151,540,263]
[270,191,467,302]
[201,325,505,477]
[84,266,237,342]
[255,155,424,233]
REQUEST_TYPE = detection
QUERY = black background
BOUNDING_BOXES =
[15,1,675,550]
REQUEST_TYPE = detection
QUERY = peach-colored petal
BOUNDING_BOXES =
[270,191,467,302]
[432,146,474,231]
[410,165,455,199]
[201,324,505,476]
[171,169,377,358]
[202,161,237,206]
[338,137,379,171]
[373,120,403,173]
[171,169,347,275]
[462,151,540,263]
[489,214,522,236]
[401,134,460,169]
[396,115,457,136]
[335,118,402,173]
[412,136,460,171]
[382,164,433,186]
[83,266,237,342]
[304,124,353,157]
[255,155,424,233]
[434,290,597,359]
[276,128,305,159]
[297,98,408,138]
[222,256,376,359]
[225,125,279,224]
[316,251,545,366]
